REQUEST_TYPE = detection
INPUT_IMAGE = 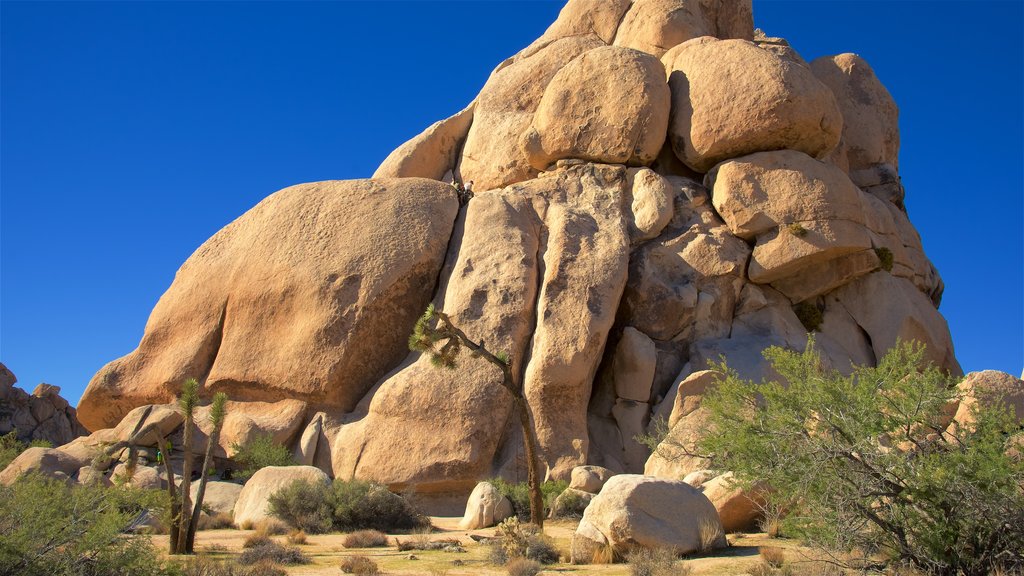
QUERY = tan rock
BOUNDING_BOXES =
[682,469,716,488]
[78,178,459,431]
[769,249,880,303]
[668,370,721,429]
[373,104,475,181]
[522,46,670,171]
[112,463,162,490]
[573,475,725,558]
[613,328,657,402]
[111,404,184,445]
[702,472,764,533]
[233,465,330,528]
[753,32,807,66]
[614,0,754,58]
[810,54,899,173]
[457,35,604,191]
[458,481,514,529]
[628,168,675,243]
[664,38,842,172]
[830,272,959,374]
[535,0,632,45]
[612,399,652,472]
[294,413,323,466]
[191,481,243,517]
[569,465,615,494]
[0,447,87,485]
[76,465,112,487]
[947,371,1024,438]
[645,405,712,481]
[0,363,14,389]
[208,399,307,459]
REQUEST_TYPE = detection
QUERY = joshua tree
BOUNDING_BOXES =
[409,304,545,528]
[186,387,227,552]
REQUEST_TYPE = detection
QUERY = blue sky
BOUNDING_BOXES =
[1,1,1021,405]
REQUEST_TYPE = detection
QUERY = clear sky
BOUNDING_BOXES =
[1,1,1021,406]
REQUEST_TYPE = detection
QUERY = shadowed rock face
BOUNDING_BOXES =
[52,0,964,512]
[0,364,88,447]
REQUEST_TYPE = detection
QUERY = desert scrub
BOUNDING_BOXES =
[874,246,894,271]
[198,511,235,530]
[489,517,560,565]
[760,546,786,568]
[242,533,274,549]
[506,557,543,576]
[331,478,427,532]
[343,529,389,548]
[785,222,808,238]
[0,431,52,470]
[340,555,380,575]
[626,547,688,576]
[285,529,307,545]
[792,300,823,332]
[237,541,309,565]
[266,478,333,533]
[489,477,567,520]
[230,433,296,480]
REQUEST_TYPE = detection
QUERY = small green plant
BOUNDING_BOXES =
[874,246,894,271]
[792,300,823,332]
[340,555,380,575]
[626,547,687,576]
[785,223,808,237]
[0,431,52,470]
[331,478,427,532]
[489,477,568,520]
[343,529,389,548]
[231,433,296,479]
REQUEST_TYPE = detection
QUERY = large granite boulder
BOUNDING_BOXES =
[233,466,330,528]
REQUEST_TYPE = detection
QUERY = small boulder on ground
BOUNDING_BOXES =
[571,474,726,561]
[459,481,513,530]
[569,465,615,494]
[700,472,765,533]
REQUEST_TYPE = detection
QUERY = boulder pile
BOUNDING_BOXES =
[4,0,973,512]
[0,363,87,447]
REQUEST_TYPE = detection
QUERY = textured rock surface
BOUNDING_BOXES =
[701,472,764,533]
[947,371,1024,439]
[570,465,615,494]
[664,38,842,172]
[0,446,87,485]
[572,475,726,558]
[0,364,87,447]
[191,481,243,518]
[78,178,458,431]
[522,46,670,170]
[234,466,330,528]
[36,0,964,511]
[459,481,514,529]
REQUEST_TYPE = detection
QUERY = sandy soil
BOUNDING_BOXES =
[152,518,822,575]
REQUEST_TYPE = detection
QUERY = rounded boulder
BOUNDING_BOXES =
[233,465,330,528]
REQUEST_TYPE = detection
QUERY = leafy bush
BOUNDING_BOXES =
[266,479,332,533]
[237,542,309,566]
[230,433,295,479]
[268,477,426,534]
[339,555,380,575]
[489,477,568,520]
[792,300,822,332]
[343,529,389,548]
[0,474,173,576]
[331,478,426,532]
[0,430,52,470]
[698,339,1024,576]
[626,547,688,576]
[489,517,560,565]
[874,246,894,271]
[506,557,542,576]
[549,488,588,519]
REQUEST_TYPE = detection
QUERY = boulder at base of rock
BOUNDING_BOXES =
[522,46,670,171]
[0,447,87,485]
[572,475,725,561]
[459,481,514,529]
[191,481,244,518]
[701,472,764,533]
[233,466,330,528]
[569,465,615,494]
[663,37,842,172]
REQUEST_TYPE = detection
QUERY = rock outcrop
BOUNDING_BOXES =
[0,364,87,447]
[21,0,961,513]
[233,466,330,528]
[459,481,514,530]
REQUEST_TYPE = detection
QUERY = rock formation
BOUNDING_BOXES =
[13,0,963,512]
[0,363,87,446]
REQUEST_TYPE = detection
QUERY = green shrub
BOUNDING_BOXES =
[874,246,894,271]
[489,477,568,520]
[343,529,389,548]
[331,478,426,533]
[549,488,588,519]
[0,474,173,576]
[266,479,333,534]
[699,339,1024,575]
[0,430,50,470]
[339,555,380,575]
[230,433,295,479]
[236,542,309,565]
[792,300,823,332]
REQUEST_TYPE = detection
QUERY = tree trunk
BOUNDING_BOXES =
[176,413,195,554]
[186,427,219,552]
[154,434,180,554]
[516,396,545,528]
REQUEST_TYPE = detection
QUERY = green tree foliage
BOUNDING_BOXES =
[696,339,1024,575]
[0,474,171,576]
[0,431,52,470]
[231,433,296,480]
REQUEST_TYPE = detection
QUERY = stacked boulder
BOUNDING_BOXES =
[12,0,962,513]
[550,464,615,518]
[0,363,87,447]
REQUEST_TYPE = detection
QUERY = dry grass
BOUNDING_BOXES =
[339,555,380,575]
[699,517,725,552]
[760,546,786,568]
[343,529,389,548]
[198,512,235,531]
[242,533,273,549]
[626,547,688,576]
[253,518,288,536]
[506,557,542,576]
[286,529,308,545]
